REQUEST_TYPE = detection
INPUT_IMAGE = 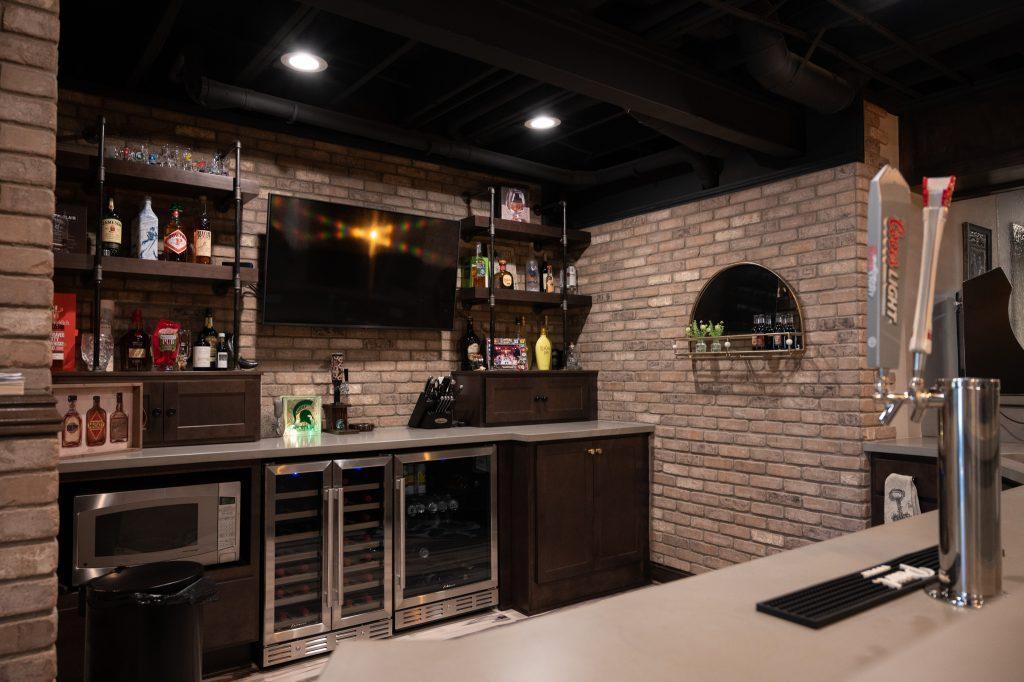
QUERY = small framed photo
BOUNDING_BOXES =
[54,382,143,457]
[963,222,992,282]
[282,395,322,433]
[499,186,530,223]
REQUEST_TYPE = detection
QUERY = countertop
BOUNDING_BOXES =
[57,420,655,474]
[321,487,1024,681]
[865,437,1024,484]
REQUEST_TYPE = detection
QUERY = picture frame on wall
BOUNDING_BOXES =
[963,222,992,282]
[499,186,530,223]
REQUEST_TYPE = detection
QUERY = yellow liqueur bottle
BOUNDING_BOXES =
[535,318,552,371]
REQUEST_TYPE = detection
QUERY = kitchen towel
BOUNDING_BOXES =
[884,473,921,523]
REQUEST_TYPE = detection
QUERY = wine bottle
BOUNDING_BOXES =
[461,317,483,370]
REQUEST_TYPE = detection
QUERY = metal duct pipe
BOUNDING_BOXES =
[736,5,854,114]
[187,75,697,187]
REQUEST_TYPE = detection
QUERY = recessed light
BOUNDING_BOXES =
[524,115,561,130]
[281,51,327,73]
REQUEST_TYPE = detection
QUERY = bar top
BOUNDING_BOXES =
[864,437,1024,483]
[322,487,1024,682]
[57,420,655,474]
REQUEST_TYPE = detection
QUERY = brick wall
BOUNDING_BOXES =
[0,0,60,679]
[577,103,898,573]
[56,91,582,436]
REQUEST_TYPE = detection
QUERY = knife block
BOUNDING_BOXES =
[407,392,455,429]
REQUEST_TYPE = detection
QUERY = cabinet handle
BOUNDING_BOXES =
[540,395,548,402]
[595,448,603,455]
[151,408,162,418]
[534,395,542,402]
[587,448,596,455]
[165,408,177,417]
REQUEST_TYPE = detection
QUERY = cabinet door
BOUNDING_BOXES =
[535,375,590,422]
[592,436,647,571]
[162,378,260,444]
[534,441,593,583]
[141,381,164,446]
[484,376,540,425]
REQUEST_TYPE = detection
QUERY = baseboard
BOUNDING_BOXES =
[648,562,692,583]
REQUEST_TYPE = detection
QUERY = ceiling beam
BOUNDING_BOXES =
[300,0,802,156]
[127,0,184,88]
[329,39,418,106]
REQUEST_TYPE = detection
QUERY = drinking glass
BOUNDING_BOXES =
[79,332,114,371]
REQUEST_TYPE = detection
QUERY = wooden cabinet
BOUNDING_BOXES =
[501,434,649,614]
[54,371,260,448]
[454,370,597,426]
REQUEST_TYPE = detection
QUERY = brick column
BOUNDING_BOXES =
[0,1,61,680]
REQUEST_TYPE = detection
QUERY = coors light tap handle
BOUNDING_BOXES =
[909,176,956,358]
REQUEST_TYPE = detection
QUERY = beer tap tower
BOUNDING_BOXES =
[869,166,1002,608]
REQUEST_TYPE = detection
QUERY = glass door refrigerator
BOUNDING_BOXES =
[262,456,392,667]
[393,445,498,629]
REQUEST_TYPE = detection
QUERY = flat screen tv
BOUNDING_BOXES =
[262,194,459,330]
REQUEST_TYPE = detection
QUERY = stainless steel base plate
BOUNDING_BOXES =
[395,589,498,630]
[262,618,391,667]
[926,584,985,608]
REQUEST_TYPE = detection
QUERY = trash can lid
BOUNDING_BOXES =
[87,561,204,602]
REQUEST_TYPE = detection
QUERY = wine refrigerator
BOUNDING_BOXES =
[393,445,498,630]
[262,456,393,666]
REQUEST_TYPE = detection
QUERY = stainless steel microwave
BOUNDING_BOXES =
[72,481,241,585]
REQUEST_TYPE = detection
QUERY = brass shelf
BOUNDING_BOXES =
[673,332,805,359]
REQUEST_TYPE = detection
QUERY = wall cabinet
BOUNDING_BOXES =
[501,434,649,614]
[454,370,597,426]
[54,371,260,447]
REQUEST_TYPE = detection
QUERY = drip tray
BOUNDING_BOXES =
[756,546,939,628]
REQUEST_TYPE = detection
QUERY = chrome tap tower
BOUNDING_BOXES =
[868,167,1002,608]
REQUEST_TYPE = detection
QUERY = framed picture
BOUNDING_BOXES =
[499,186,530,223]
[54,382,143,457]
[963,222,992,282]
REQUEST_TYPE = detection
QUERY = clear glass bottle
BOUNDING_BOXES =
[134,196,159,260]
[525,258,540,292]
[565,342,582,370]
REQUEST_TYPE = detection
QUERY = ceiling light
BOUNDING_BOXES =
[524,115,561,130]
[281,51,327,73]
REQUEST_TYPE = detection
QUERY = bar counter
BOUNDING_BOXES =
[322,487,1024,681]
[866,437,1024,484]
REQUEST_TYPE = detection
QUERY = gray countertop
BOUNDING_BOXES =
[57,420,655,474]
[865,437,1024,484]
[321,487,1024,681]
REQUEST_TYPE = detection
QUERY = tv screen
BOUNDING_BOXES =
[262,195,459,330]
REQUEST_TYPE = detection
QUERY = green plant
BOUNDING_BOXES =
[709,321,725,337]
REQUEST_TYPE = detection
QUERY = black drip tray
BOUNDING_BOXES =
[756,546,939,628]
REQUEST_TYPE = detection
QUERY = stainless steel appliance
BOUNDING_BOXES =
[263,457,392,667]
[72,481,240,586]
[393,446,498,630]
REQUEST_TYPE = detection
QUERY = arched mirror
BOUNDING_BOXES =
[681,263,804,356]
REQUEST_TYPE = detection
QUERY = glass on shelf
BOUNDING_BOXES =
[79,332,114,371]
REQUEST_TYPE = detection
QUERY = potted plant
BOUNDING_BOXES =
[687,320,711,352]
[709,321,725,352]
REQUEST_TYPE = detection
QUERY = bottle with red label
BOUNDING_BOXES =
[85,395,107,446]
[162,203,188,262]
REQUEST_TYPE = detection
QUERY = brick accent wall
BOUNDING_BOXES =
[56,91,582,436]
[578,103,898,573]
[0,0,60,680]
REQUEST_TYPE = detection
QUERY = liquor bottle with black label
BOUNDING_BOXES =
[61,394,82,448]
[120,308,150,371]
[192,195,212,265]
[461,317,483,370]
[101,197,122,257]
[162,204,188,262]
[85,395,107,447]
[109,392,129,444]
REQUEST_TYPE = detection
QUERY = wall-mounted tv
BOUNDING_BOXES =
[262,195,459,330]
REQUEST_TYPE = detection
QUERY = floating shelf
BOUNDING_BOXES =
[53,253,259,284]
[57,147,260,206]
[673,332,805,359]
[459,215,590,253]
[457,286,591,310]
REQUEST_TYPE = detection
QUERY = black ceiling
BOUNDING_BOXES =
[58,0,1024,222]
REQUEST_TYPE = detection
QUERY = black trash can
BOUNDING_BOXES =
[83,561,217,682]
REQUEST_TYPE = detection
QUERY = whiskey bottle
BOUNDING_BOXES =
[192,195,212,265]
[61,394,82,448]
[101,197,123,257]
[85,395,107,447]
[120,308,150,371]
[162,204,188,262]
[496,259,515,289]
[216,332,229,369]
[109,392,129,444]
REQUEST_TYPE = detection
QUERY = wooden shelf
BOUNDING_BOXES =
[457,287,591,309]
[56,147,261,206]
[53,370,260,381]
[53,253,259,284]
[459,215,590,254]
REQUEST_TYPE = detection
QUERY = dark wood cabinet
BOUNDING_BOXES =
[54,371,260,448]
[501,434,649,614]
[454,370,597,426]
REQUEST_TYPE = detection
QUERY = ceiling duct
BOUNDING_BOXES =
[736,4,855,114]
[186,75,701,188]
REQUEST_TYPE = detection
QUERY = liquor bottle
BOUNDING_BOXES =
[192,195,212,265]
[216,332,229,369]
[61,394,82,448]
[525,258,540,292]
[132,196,159,260]
[461,317,483,370]
[196,309,218,370]
[535,319,552,371]
[85,395,107,447]
[101,197,123,257]
[109,392,129,444]
[496,259,515,289]
[543,265,555,294]
[751,314,762,351]
[771,313,783,351]
[566,264,578,294]
[120,308,150,371]
[415,463,427,495]
[162,204,188,262]
[471,243,488,288]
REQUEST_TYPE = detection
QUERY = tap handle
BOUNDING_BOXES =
[909,176,955,358]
